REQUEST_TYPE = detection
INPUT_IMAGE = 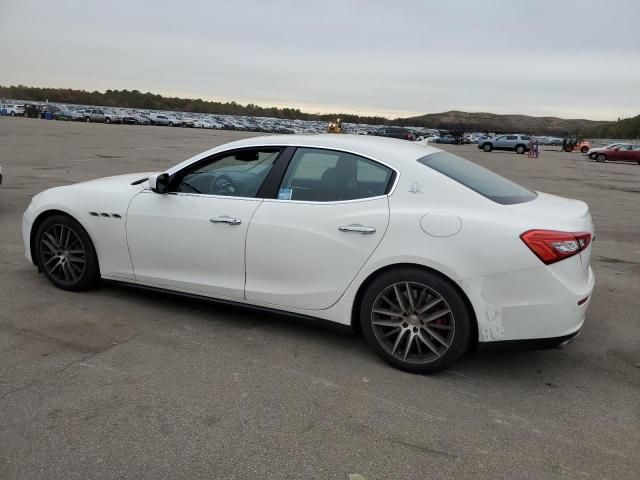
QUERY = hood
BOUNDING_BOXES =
[80,172,158,189]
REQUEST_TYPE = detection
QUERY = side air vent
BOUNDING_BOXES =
[89,212,99,217]
[111,213,122,219]
[100,213,111,218]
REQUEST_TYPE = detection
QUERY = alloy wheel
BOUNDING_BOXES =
[39,223,87,285]
[371,282,455,364]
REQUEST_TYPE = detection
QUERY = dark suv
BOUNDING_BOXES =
[371,127,415,141]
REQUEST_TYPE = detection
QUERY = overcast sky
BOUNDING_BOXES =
[1,0,638,120]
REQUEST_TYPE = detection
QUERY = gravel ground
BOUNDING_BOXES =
[0,118,638,479]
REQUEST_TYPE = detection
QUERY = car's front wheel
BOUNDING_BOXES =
[482,143,492,152]
[360,268,471,374]
[580,146,589,153]
[35,215,100,291]
[596,153,607,162]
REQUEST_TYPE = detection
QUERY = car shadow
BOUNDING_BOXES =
[103,281,568,377]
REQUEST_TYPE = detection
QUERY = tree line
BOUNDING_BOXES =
[0,85,391,125]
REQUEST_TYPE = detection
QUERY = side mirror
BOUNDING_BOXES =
[149,173,170,194]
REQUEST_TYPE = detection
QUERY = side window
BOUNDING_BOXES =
[495,136,505,141]
[278,148,393,202]
[506,135,518,140]
[521,136,531,141]
[172,148,281,198]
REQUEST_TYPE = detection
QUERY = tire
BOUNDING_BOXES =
[580,146,588,154]
[482,143,492,152]
[169,122,174,127]
[360,268,472,374]
[515,145,526,154]
[85,117,91,123]
[596,153,607,162]
[11,111,15,117]
[105,117,111,124]
[35,214,100,291]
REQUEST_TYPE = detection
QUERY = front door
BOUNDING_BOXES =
[126,147,283,299]
[245,147,394,310]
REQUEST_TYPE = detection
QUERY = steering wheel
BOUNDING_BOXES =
[210,175,242,195]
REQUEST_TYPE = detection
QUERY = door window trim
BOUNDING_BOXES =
[160,144,400,203]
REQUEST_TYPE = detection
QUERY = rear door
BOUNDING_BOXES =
[245,147,394,310]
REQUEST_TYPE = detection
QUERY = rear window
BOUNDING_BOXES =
[418,151,537,205]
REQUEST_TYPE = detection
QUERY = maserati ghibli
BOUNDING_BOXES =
[23,135,595,373]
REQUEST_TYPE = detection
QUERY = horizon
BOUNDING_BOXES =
[1,0,639,121]
[0,84,619,124]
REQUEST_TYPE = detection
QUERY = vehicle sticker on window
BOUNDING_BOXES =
[278,187,293,200]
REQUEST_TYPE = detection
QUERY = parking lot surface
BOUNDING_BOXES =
[1,119,639,479]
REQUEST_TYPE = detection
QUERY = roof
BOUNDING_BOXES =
[168,134,442,175]
[217,134,442,165]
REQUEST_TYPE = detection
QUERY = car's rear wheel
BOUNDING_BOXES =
[35,215,100,291]
[596,153,607,162]
[360,268,471,374]
[85,116,91,122]
[482,143,492,152]
[105,117,111,124]
[580,146,588,153]
[515,145,526,154]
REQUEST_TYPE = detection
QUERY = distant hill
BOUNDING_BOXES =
[584,115,640,140]
[2,84,627,136]
[397,110,610,136]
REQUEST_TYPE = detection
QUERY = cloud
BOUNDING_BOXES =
[1,0,638,120]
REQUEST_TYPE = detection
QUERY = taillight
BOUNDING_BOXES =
[520,230,591,265]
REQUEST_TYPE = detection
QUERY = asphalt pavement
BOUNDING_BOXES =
[0,118,638,479]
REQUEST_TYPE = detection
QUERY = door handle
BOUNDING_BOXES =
[338,224,376,234]
[210,215,242,225]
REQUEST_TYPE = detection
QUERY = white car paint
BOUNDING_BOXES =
[23,134,595,345]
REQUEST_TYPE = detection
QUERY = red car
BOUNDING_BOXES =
[593,144,640,164]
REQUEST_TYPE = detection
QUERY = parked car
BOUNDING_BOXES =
[23,135,594,374]
[586,143,623,159]
[5,104,25,116]
[179,116,194,128]
[23,104,45,119]
[82,108,107,123]
[121,112,150,125]
[103,110,122,124]
[478,134,532,154]
[371,127,415,141]
[592,144,640,164]
[433,135,458,144]
[148,113,171,126]
[54,108,83,121]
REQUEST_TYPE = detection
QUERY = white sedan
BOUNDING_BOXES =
[22,135,595,373]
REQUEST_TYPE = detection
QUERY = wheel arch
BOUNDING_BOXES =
[30,209,96,269]
[350,262,478,348]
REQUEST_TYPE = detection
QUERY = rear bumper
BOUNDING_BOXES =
[460,263,595,343]
[478,330,581,352]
